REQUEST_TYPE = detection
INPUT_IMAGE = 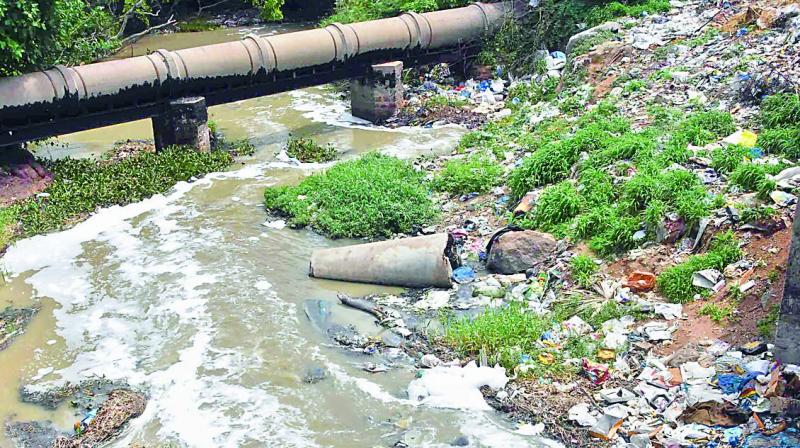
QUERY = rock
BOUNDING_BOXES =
[451,435,470,446]
[486,230,556,274]
[304,366,327,384]
[420,354,442,368]
[566,22,621,55]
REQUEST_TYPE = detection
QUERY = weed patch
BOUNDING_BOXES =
[699,302,733,323]
[757,304,780,338]
[657,231,743,303]
[571,254,598,288]
[263,153,437,238]
[432,153,503,195]
[285,136,337,163]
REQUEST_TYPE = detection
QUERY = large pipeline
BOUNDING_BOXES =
[0,2,512,146]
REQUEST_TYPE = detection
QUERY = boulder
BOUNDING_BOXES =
[486,230,556,274]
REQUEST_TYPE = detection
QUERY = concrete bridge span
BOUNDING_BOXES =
[0,2,512,149]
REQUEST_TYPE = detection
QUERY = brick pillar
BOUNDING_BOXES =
[152,97,211,152]
[775,204,800,363]
[351,61,404,124]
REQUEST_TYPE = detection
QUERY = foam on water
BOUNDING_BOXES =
[2,165,319,447]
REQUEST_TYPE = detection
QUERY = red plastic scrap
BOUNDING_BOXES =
[624,271,656,292]
[582,358,610,385]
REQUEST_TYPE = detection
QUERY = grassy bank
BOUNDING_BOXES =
[0,142,252,252]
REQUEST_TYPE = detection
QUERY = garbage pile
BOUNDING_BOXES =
[565,341,800,447]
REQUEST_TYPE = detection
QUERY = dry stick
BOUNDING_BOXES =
[120,17,177,46]
[691,8,723,37]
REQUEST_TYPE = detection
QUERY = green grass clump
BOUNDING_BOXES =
[729,162,782,199]
[760,94,800,129]
[656,231,743,303]
[578,168,615,206]
[285,136,337,163]
[674,110,737,147]
[757,304,780,338]
[759,128,800,159]
[710,145,751,174]
[508,142,575,198]
[686,29,721,48]
[527,181,583,230]
[699,302,733,323]
[263,153,437,239]
[571,254,598,288]
[14,147,234,237]
[0,207,17,250]
[740,205,775,223]
[432,152,503,195]
[623,79,647,94]
[443,302,595,376]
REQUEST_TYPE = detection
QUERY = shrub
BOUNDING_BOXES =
[432,152,503,195]
[285,136,337,163]
[321,0,468,25]
[657,231,743,303]
[571,254,598,288]
[263,153,437,238]
[0,207,17,250]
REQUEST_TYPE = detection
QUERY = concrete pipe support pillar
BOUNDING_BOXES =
[152,97,211,152]
[774,204,800,363]
[351,61,404,124]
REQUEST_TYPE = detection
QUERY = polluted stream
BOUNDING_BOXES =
[0,27,556,447]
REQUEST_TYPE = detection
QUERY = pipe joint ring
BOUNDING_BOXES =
[243,34,275,74]
[153,49,185,81]
[401,12,432,49]
[52,65,86,100]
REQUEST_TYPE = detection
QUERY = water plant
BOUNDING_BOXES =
[13,146,235,237]
[285,136,337,163]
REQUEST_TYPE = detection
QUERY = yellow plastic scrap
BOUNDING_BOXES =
[723,130,758,148]
[538,353,555,365]
[597,348,616,361]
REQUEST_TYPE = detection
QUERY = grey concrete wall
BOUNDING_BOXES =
[351,62,404,124]
[152,97,211,152]
[774,204,800,363]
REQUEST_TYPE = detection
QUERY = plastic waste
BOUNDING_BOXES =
[692,269,724,290]
[452,266,476,284]
[624,271,656,292]
[723,130,758,148]
[582,359,610,384]
[568,402,598,426]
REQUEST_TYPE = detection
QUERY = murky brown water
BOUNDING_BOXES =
[1,27,556,447]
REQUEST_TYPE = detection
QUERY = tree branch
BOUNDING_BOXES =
[198,0,231,14]
[116,0,147,39]
[120,15,177,46]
